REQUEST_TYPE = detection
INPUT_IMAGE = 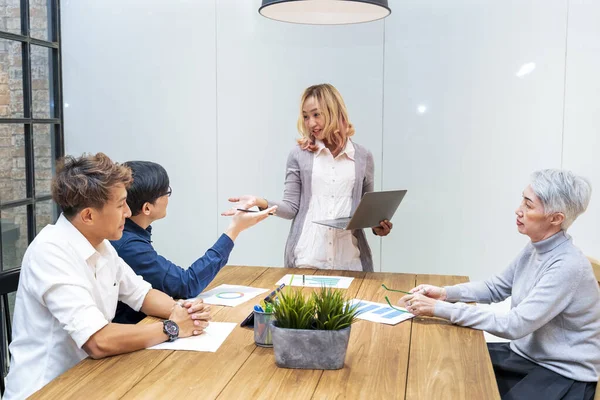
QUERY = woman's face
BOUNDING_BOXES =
[515,185,561,242]
[302,96,325,141]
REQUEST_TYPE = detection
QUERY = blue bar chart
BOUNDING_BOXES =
[350,299,414,325]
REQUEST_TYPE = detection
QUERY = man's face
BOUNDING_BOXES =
[94,184,131,241]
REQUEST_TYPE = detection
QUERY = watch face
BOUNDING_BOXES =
[164,321,179,336]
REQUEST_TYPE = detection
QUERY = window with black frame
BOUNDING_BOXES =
[0,0,63,385]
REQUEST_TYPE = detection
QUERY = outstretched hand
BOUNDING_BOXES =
[221,195,260,216]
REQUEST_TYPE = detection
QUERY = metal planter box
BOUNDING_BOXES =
[270,321,351,370]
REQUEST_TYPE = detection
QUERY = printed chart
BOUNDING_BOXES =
[349,299,415,325]
[276,274,354,289]
[189,284,268,307]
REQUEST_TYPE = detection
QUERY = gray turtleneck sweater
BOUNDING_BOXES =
[435,231,600,382]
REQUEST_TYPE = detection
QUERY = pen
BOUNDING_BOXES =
[237,208,275,216]
[264,283,285,303]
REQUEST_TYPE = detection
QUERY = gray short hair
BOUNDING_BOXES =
[530,169,592,230]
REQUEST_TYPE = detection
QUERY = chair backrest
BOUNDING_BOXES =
[0,269,20,296]
[588,256,600,286]
[0,269,20,396]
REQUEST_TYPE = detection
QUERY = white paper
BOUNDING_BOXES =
[147,322,236,352]
[275,274,354,289]
[188,284,269,307]
[349,299,414,325]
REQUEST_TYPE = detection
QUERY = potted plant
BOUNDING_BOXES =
[270,286,358,370]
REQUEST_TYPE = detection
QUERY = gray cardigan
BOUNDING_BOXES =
[267,141,375,271]
[435,231,600,382]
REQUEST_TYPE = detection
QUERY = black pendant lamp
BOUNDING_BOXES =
[259,0,391,25]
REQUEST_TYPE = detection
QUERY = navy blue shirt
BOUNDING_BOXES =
[110,218,234,324]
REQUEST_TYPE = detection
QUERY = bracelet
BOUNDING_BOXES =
[173,300,184,309]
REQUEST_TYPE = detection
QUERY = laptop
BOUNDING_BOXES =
[313,190,407,230]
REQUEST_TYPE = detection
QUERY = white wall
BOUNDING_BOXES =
[61,0,600,281]
[562,0,600,260]
[382,0,567,276]
[214,0,384,268]
[61,0,220,261]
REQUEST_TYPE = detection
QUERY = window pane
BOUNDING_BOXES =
[0,125,26,203]
[0,1,22,35]
[0,39,24,118]
[7,290,15,328]
[35,198,56,235]
[1,292,14,378]
[33,124,54,196]
[1,205,28,271]
[30,0,53,41]
[31,45,53,118]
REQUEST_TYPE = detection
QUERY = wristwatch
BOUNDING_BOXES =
[162,320,179,342]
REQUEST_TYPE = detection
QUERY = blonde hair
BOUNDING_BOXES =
[296,83,355,154]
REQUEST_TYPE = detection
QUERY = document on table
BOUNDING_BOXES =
[349,299,414,325]
[188,284,269,307]
[147,322,236,352]
[275,274,354,289]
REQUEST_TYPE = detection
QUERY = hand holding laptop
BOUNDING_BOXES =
[372,220,393,236]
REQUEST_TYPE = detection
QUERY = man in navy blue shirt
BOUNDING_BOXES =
[110,161,277,324]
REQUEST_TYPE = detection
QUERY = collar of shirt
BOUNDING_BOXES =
[124,218,152,242]
[56,214,116,274]
[56,214,100,264]
[314,139,355,160]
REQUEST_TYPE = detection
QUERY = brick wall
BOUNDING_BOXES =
[0,0,53,271]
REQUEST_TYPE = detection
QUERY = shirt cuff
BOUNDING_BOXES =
[444,285,462,302]
[433,300,456,321]
[70,308,110,348]
[129,281,152,312]
[215,233,235,256]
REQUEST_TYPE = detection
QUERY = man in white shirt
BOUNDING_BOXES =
[4,153,214,399]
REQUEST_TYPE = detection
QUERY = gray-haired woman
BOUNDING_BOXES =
[400,169,599,399]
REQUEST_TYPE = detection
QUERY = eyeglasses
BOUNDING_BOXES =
[382,284,410,313]
[161,186,172,197]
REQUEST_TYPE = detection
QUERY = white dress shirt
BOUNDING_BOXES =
[4,214,152,400]
[294,140,362,271]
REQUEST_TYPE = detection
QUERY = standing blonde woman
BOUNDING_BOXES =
[224,84,392,271]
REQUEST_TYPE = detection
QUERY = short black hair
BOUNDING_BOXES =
[123,161,170,216]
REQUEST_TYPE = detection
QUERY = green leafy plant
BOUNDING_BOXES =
[272,288,315,329]
[272,286,358,331]
[313,286,358,330]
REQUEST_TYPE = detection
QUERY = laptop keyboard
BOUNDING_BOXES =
[328,220,350,229]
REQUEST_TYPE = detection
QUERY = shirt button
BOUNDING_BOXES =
[329,242,332,245]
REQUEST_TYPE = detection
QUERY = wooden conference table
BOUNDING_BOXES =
[32,266,500,399]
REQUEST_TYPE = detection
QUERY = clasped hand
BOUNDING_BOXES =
[169,299,211,338]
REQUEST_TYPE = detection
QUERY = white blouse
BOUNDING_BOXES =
[294,140,362,271]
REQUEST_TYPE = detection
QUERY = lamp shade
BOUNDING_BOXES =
[259,0,391,25]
